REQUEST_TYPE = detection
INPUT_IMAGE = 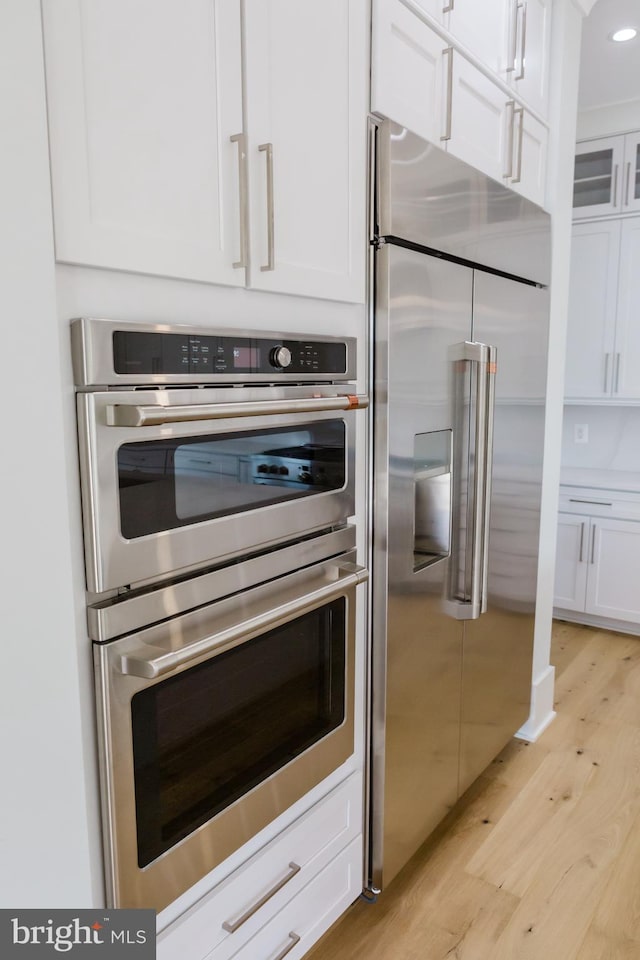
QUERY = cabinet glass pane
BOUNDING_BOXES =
[573,149,614,208]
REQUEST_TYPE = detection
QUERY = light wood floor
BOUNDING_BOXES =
[309,621,640,960]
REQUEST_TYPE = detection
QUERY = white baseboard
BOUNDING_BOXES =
[515,664,556,743]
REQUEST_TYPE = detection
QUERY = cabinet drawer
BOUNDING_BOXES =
[157,773,362,960]
[222,837,362,960]
[558,489,640,521]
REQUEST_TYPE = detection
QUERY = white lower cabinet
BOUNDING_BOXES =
[554,496,640,629]
[157,773,362,960]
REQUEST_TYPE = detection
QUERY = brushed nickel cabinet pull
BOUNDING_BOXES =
[512,106,524,184]
[578,521,585,564]
[230,133,248,269]
[590,524,596,564]
[259,142,275,271]
[443,0,454,11]
[504,101,515,179]
[614,352,621,393]
[271,933,301,960]
[222,863,301,933]
[441,48,453,143]
[515,1,527,80]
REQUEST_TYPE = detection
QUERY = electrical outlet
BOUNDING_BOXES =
[574,423,589,444]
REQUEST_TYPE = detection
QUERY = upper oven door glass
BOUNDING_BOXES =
[118,420,346,539]
[77,389,360,594]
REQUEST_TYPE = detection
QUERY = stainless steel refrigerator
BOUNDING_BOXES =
[369,121,551,891]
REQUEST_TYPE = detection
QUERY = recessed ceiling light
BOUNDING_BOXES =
[610,27,637,42]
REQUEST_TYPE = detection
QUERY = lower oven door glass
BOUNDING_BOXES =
[94,555,366,911]
[132,599,345,868]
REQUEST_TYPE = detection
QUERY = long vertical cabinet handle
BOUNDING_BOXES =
[507,0,519,73]
[443,0,454,11]
[259,142,275,271]
[504,101,516,179]
[447,341,497,620]
[590,524,597,564]
[515,1,527,80]
[625,161,632,206]
[230,133,248,269]
[612,164,619,207]
[512,106,525,184]
[578,521,585,563]
[603,353,611,393]
[614,353,621,393]
[441,48,454,143]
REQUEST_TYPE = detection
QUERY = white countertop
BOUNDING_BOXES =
[560,467,640,495]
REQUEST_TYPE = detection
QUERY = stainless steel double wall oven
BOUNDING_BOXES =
[72,319,368,912]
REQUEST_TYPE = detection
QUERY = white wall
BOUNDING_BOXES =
[0,0,100,906]
[561,405,640,472]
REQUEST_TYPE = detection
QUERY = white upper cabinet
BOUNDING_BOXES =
[447,0,511,78]
[371,0,445,147]
[42,0,244,287]
[243,0,367,302]
[613,218,640,398]
[505,0,551,118]
[445,52,508,186]
[42,0,367,303]
[573,133,640,220]
[565,219,620,400]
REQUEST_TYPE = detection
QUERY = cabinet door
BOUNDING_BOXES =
[507,0,551,118]
[554,514,589,612]
[244,0,367,303]
[447,0,511,76]
[564,220,620,400]
[446,52,507,185]
[613,218,640,399]
[371,0,446,147]
[505,104,547,206]
[620,132,640,214]
[586,518,640,624]
[573,136,625,219]
[42,0,244,285]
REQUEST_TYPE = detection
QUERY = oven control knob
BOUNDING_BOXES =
[270,346,292,370]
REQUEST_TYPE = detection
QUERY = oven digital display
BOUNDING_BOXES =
[233,346,260,369]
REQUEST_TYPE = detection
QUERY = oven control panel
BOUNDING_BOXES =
[112,331,347,377]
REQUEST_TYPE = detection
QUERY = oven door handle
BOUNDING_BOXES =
[107,394,369,427]
[118,562,368,679]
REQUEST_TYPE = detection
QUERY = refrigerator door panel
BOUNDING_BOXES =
[371,243,472,888]
[459,272,549,793]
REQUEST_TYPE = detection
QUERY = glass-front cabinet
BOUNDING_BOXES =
[574,133,640,219]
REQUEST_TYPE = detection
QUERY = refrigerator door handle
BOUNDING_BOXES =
[448,340,497,620]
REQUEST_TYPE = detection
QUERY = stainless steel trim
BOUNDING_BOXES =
[512,106,524,184]
[108,393,369,427]
[222,863,301,932]
[614,352,621,393]
[448,340,497,620]
[119,561,368,678]
[578,521,585,563]
[230,133,248,269]
[259,142,275,271]
[613,164,619,207]
[604,353,611,393]
[590,524,596,564]
[442,0,454,11]
[272,934,301,960]
[625,161,632,206]
[515,1,527,81]
[569,498,612,507]
[88,525,357,643]
[441,47,453,143]
[504,101,515,179]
